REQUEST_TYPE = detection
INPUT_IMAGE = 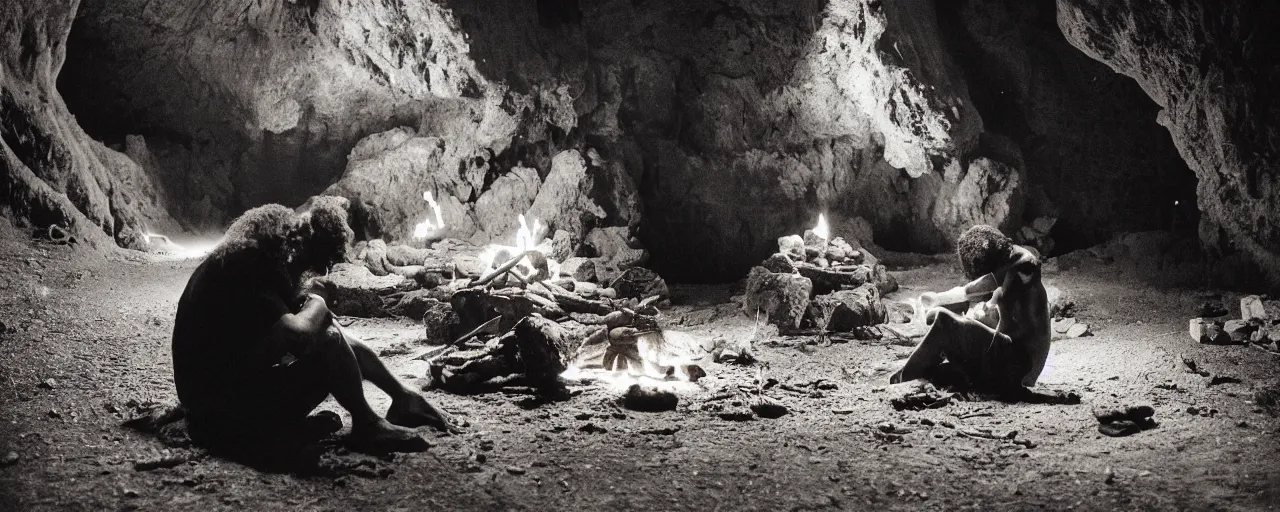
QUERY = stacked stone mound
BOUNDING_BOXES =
[1194,295,1280,349]
[743,230,898,334]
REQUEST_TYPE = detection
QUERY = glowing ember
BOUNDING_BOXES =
[561,330,711,393]
[412,191,445,239]
[813,213,830,240]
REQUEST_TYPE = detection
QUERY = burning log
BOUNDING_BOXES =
[450,287,566,334]
[428,315,583,394]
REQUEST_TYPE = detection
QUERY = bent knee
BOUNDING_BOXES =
[926,307,958,326]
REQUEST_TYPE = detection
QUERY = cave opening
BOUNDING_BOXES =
[935,0,1201,258]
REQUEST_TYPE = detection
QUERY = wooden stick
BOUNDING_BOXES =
[474,251,534,286]
[453,316,503,346]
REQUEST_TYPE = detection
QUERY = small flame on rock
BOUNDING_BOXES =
[479,213,559,279]
[412,191,445,239]
[813,213,830,240]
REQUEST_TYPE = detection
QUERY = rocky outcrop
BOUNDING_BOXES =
[1,0,174,248]
[20,0,1230,283]
[1058,0,1280,286]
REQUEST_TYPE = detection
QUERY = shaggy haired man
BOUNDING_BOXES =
[890,225,1051,396]
[172,200,452,455]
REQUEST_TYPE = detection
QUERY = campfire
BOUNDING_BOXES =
[741,213,899,338]
[314,202,692,404]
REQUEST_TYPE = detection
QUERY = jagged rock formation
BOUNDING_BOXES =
[0,0,175,248]
[13,0,1255,285]
[1058,0,1280,285]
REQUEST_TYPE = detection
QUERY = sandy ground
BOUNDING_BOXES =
[1,222,1278,511]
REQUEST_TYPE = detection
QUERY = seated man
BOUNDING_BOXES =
[172,201,453,454]
[890,225,1051,396]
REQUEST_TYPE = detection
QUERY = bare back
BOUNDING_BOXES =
[991,245,1051,386]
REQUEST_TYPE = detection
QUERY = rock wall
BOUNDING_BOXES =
[1058,0,1280,285]
[0,0,174,248]
[30,0,1224,282]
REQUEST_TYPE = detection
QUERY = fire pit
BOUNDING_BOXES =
[742,214,899,338]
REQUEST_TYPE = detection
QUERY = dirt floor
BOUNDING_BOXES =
[1,221,1279,511]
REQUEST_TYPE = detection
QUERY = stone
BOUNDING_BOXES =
[421,300,461,345]
[1189,318,1231,345]
[1,451,18,466]
[796,264,872,296]
[1094,405,1154,424]
[1222,320,1255,344]
[575,281,599,298]
[807,284,887,332]
[1065,322,1091,338]
[1053,317,1076,334]
[743,267,813,331]
[559,257,597,283]
[750,400,789,419]
[1031,216,1056,234]
[884,301,915,324]
[621,384,677,412]
[598,288,617,299]
[825,237,856,263]
[761,253,797,274]
[585,227,648,271]
[315,263,412,317]
[610,268,668,301]
[1098,421,1141,437]
[778,235,806,261]
[1241,296,1270,323]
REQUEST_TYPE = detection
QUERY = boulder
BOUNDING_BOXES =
[777,235,806,261]
[807,283,887,332]
[1222,320,1255,344]
[318,263,412,317]
[559,257,598,283]
[1189,318,1231,345]
[610,267,669,301]
[743,267,813,331]
[761,253,797,274]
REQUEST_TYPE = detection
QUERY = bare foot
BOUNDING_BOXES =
[347,418,428,453]
[387,393,459,433]
[889,371,904,384]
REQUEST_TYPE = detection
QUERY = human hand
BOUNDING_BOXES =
[919,292,939,309]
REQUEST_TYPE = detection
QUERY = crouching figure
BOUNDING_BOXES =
[172,201,454,455]
[890,225,1051,396]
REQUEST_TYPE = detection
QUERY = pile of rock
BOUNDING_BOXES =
[1189,295,1280,347]
[741,228,898,335]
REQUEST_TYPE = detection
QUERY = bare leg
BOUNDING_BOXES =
[335,326,457,432]
[313,328,426,450]
[891,308,1001,384]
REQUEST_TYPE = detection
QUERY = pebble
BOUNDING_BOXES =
[37,378,56,390]
[506,466,527,475]
[1,451,18,466]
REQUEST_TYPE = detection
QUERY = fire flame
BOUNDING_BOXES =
[479,213,559,279]
[813,213,830,240]
[412,191,445,239]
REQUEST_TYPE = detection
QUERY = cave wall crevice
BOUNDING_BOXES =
[1058,0,1280,286]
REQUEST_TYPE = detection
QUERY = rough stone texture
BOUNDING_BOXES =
[1058,0,1280,286]
[19,0,1235,279]
[0,0,175,248]
[742,267,813,331]
[807,283,886,332]
[940,0,1199,250]
[319,263,412,318]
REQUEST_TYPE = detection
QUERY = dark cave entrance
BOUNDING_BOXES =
[935,0,1201,257]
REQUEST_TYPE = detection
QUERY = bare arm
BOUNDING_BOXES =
[921,274,1000,307]
[269,294,333,351]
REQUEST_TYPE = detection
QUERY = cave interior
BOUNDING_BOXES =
[1,0,1279,509]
